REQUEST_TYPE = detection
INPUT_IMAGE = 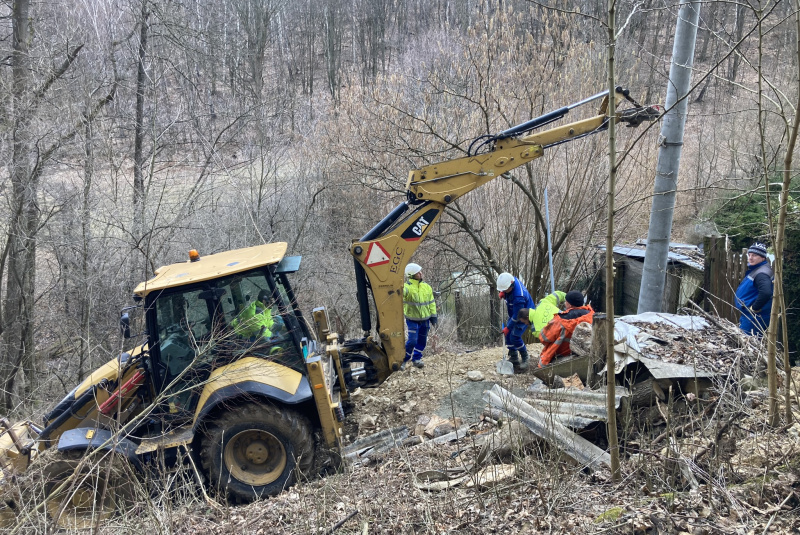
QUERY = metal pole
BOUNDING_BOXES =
[638,0,701,313]
[544,188,555,294]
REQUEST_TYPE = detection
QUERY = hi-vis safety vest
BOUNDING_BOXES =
[232,301,274,338]
[403,279,437,321]
[527,291,566,338]
[539,305,594,366]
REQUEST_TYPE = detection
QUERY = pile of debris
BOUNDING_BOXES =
[613,310,764,377]
[348,311,770,472]
[533,310,769,409]
[334,311,799,533]
[396,311,780,479]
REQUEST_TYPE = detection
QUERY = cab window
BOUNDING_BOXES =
[151,270,305,398]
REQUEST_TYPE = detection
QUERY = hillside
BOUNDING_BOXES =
[86,345,798,535]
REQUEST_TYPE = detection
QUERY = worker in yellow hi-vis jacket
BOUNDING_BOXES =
[515,290,567,338]
[232,289,275,339]
[402,263,437,370]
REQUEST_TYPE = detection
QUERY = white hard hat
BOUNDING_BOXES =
[405,263,422,278]
[496,272,514,292]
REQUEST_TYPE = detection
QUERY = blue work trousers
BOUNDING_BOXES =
[405,318,430,362]
[504,321,528,352]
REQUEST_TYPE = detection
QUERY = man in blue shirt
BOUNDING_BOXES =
[734,242,773,336]
[496,272,535,371]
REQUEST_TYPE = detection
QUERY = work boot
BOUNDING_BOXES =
[507,350,520,366]
[413,360,424,369]
[517,348,530,372]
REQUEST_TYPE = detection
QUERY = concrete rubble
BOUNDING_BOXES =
[466,370,484,381]
[413,414,463,438]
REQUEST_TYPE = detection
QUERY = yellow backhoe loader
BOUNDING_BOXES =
[0,87,659,527]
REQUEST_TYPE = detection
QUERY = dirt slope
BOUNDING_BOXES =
[347,345,535,436]
[167,347,800,535]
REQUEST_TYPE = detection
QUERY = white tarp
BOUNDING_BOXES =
[617,312,709,331]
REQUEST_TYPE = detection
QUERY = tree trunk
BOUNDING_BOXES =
[765,0,800,426]
[133,0,150,284]
[1,0,35,411]
[643,8,663,105]
[605,0,620,482]
[728,3,746,83]
[324,0,343,102]
[79,111,94,382]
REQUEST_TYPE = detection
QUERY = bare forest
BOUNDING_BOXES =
[1,0,799,533]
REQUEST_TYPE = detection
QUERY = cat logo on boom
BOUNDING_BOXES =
[401,208,440,241]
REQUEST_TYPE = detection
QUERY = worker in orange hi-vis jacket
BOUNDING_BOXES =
[538,291,594,367]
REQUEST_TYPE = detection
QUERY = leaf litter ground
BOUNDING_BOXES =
[167,343,800,535]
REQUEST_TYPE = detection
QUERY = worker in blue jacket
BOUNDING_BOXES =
[496,272,535,371]
[735,242,773,336]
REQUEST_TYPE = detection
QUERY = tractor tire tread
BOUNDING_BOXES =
[199,402,314,503]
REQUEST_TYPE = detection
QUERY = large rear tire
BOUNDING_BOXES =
[200,402,314,503]
[42,450,134,529]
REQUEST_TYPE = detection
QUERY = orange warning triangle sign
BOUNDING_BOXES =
[365,242,390,266]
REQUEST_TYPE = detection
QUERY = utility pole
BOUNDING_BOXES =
[638,0,701,313]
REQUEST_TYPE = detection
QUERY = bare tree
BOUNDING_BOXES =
[604,0,620,483]
[759,0,799,426]
[0,0,114,410]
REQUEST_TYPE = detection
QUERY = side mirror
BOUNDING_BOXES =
[120,313,131,339]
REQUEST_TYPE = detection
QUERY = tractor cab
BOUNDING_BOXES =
[132,244,313,422]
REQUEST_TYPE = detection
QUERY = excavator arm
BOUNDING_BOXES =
[342,87,660,388]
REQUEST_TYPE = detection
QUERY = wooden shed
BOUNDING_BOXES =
[592,242,704,315]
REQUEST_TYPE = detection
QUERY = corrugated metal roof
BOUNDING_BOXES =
[612,246,703,270]
[342,426,409,464]
[635,239,699,250]
[597,245,704,271]
[485,385,612,470]
[524,380,630,429]
[632,355,716,379]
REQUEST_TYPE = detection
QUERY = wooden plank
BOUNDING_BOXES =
[622,260,641,315]
[721,247,733,321]
[703,235,713,312]
[709,236,723,317]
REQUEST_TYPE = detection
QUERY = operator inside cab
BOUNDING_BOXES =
[231,289,275,340]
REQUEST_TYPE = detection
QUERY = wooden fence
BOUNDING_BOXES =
[703,235,750,322]
[452,290,500,345]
